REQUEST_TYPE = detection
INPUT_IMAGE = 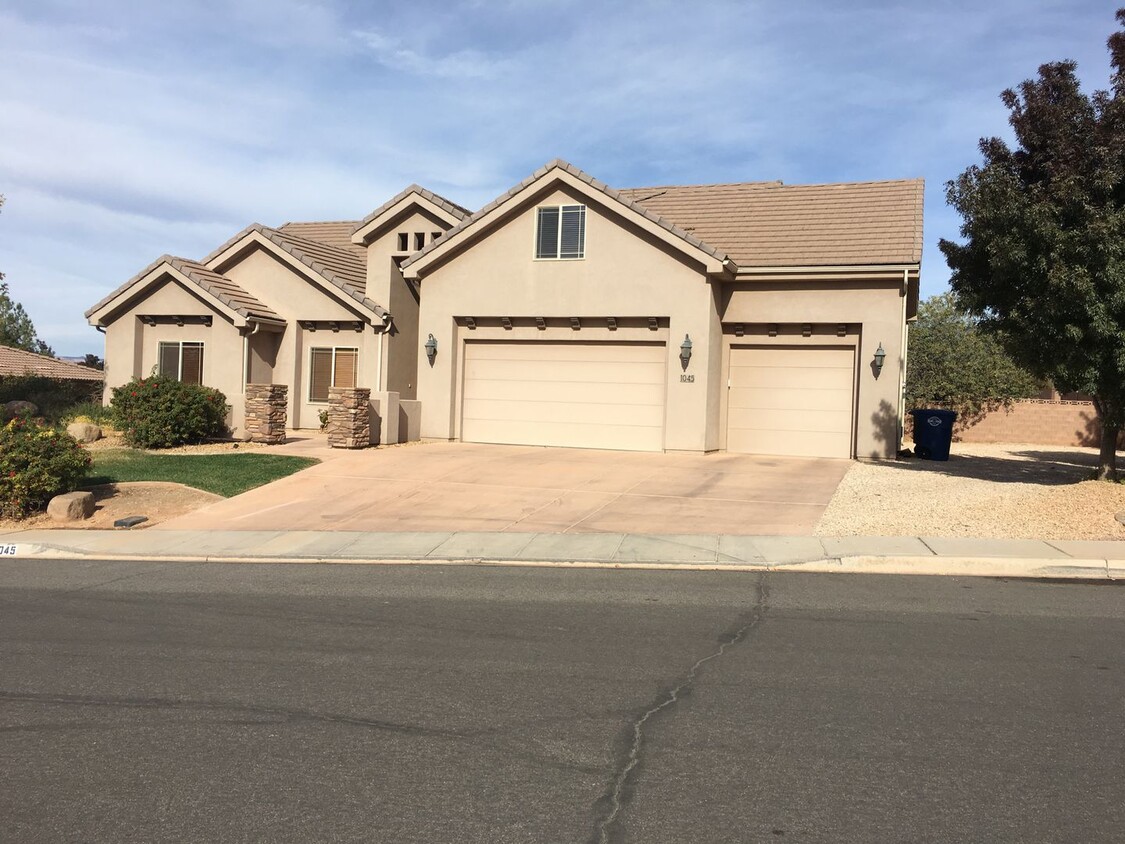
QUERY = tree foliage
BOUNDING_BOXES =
[940,9,1125,479]
[0,195,54,356]
[905,293,1040,417]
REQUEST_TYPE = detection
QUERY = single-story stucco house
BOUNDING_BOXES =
[87,159,922,459]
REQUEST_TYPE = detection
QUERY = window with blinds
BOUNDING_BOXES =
[309,347,358,401]
[535,204,585,259]
[157,341,204,385]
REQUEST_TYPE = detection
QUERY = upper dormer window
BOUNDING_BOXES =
[535,204,586,259]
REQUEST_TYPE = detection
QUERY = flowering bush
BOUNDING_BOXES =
[0,418,92,518]
[110,375,229,448]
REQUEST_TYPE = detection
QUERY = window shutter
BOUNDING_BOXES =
[181,343,204,385]
[310,348,332,401]
[560,205,585,258]
[334,349,358,389]
[158,343,179,378]
[536,206,559,258]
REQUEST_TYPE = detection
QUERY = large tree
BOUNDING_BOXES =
[0,195,54,357]
[941,9,1125,480]
[905,293,1040,417]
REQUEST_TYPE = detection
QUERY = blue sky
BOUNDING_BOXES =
[0,0,1117,356]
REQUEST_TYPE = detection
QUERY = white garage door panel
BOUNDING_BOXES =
[729,386,853,413]
[727,346,854,458]
[462,341,666,451]
[463,397,664,427]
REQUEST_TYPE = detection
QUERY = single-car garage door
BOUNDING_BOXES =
[727,345,855,458]
[461,341,665,451]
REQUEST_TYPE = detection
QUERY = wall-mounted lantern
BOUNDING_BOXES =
[873,342,886,377]
[680,334,693,371]
[424,333,437,367]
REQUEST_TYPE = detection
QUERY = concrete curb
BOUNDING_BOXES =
[6,543,1121,580]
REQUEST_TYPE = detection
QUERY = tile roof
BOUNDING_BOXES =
[351,184,471,238]
[402,159,733,272]
[0,344,103,381]
[164,257,284,323]
[202,224,387,319]
[618,179,925,267]
[278,221,366,258]
[85,255,283,325]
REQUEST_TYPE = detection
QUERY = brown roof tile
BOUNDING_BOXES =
[0,344,103,381]
[278,220,366,258]
[202,224,387,319]
[402,159,733,272]
[352,184,471,239]
[618,179,924,267]
[85,254,284,325]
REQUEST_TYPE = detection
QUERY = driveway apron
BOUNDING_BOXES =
[156,442,850,535]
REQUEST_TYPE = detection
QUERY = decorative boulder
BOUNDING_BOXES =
[47,491,96,522]
[66,422,102,443]
[3,400,38,422]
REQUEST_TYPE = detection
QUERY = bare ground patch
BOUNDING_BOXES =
[816,443,1125,540]
[0,482,224,533]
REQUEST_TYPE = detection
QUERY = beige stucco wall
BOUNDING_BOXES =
[363,208,452,401]
[100,278,246,430]
[415,186,722,451]
[220,247,382,429]
[721,280,907,458]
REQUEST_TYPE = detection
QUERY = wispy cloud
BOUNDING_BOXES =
[0,0,1118,354]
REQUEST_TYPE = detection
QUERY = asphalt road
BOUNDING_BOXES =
[0,561,1121,843]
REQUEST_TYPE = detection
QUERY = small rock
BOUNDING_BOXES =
[114,515,148,529]
[66,422,102,443]
[47,491,95,522]
[1116,511,1125,526]
[3,400,38,422]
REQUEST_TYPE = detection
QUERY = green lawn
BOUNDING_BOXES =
[86,450,319,497]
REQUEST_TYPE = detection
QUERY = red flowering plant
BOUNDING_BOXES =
[0,418,92,519]
[110,375,228,448]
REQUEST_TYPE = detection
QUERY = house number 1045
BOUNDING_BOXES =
[680,374,694,383]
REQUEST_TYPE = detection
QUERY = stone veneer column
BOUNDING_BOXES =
[327,387,371,449]
[244,384,288,444]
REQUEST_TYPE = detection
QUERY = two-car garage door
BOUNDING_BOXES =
[461,341,665,451]
[727,345,855,458]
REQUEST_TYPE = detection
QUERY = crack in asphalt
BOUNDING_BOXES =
[591,573,769,844]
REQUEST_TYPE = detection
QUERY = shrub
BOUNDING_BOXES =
[0,375,103,423]
[61,400,116,428]
[0,418,92,518]
[110,375,229,448]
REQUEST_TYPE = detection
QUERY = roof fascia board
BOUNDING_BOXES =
[86,263,247,328]
[351,194,464,245]
[205,230,379,322]
[403,168,734,280]
[734,263,920,279]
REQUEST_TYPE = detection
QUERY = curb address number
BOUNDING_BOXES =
[0,545,17,556]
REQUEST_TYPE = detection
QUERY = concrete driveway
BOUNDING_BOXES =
[157,442,851,535]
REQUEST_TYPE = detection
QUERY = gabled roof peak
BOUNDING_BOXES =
[351,183,471,243]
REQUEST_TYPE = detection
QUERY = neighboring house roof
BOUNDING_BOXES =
[278,220,366,259]
[201,224,388,320]
[351,184,471,242]
[85,255,285,327]
[402,159,735,277]
[0,344,103,381]
[618,179,925,267]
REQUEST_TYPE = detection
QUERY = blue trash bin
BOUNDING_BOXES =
[910,409,957,461]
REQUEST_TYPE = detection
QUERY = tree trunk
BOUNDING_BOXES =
[1097,420,1120,482]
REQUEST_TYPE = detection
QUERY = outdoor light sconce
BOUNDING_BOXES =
[873,342,886,377]
[424,333,438,367]
[680,334,693,371]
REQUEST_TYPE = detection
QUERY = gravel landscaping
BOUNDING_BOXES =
[816,443,1125,540]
